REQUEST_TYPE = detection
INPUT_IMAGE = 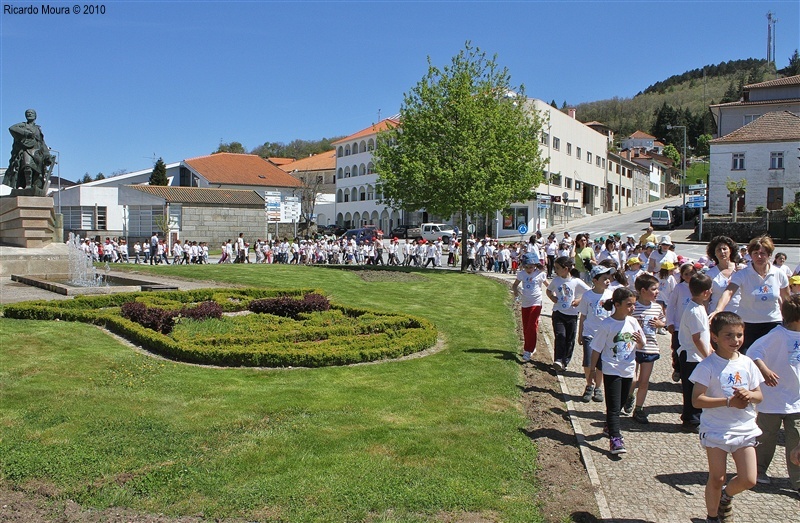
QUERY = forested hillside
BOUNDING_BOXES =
[572,59,778,149]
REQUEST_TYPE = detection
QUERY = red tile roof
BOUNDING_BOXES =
[629,130,656,139]
[332,118,400,145]
[127,185,265,205]
[711,111,800,143]
[267,157,295,166]
[745,75,800,90]
[184,153,302,188]
[279,150,336,173]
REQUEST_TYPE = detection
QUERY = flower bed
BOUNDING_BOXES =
[2,288,436,367]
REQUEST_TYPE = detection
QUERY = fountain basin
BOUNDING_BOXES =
[11,273,178,296]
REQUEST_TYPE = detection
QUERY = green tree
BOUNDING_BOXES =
[783,49,800,76]
[695,134,712,157]
[94,173,105,181]
[213,141,247,154]
[149,157,168,186]
[374,43,545,271]
[663,144,681,166]
[80,172,92,184]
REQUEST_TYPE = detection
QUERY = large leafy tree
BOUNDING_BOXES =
[213,141,247,154]
[149,157,168,186]
[374,43,545,270]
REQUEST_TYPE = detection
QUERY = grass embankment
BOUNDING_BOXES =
[0,265,540,522]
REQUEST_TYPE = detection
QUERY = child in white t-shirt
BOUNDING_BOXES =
[578,265,614,403]
[678,273,713,432]
[624,257,645,291]
[747,294,800,492]
[690,312,763,523]
[512,252,548,362]
[589,287,645,455]
[547,256,590,372]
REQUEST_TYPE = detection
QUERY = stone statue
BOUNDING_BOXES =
[3,109,55,197]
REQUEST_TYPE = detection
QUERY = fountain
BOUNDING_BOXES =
[10,233,178,296]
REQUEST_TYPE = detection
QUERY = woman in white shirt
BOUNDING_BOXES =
[706,236,741,314]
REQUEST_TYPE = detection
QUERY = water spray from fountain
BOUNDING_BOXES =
[67,232,106,287]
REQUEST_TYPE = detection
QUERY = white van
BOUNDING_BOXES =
[650,209,673,230]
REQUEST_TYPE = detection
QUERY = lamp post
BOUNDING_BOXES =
[666,124,687,225]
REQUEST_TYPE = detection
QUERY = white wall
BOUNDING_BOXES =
[709,140,800,214]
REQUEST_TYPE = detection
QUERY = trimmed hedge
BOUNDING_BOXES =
[2,288,437,368]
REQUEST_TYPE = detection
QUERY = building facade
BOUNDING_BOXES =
[709,75,800,138]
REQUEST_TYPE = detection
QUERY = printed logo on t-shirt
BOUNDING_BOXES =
[558,284,573,309]
[641,315,656,336]
[611,332,635,361]
[790,340,800,365]
[721,368,749,398]
[754,284,773,302]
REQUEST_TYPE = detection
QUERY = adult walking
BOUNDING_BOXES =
[573,234,595,284]
[705,235,741,314]
[712,235,790,354]
[647,236,678,274]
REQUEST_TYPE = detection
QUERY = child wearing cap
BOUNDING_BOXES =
[624,257,645,292]
[577,264,615,403]
[512,251,548,362]
[790,275,800,295]
[547,256,591,371]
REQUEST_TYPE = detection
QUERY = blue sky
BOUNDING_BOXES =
[2,0,798,181]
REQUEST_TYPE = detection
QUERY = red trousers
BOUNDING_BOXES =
[520,305,542,352]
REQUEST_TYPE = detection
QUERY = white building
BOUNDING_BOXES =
[710,75,800,138]
[709,111,800,214]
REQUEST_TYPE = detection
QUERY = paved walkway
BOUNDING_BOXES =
[485,270,799,522]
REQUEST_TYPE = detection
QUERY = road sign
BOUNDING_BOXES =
[687,201,706,208]
[517,224,528,235]
[467,223,476,234]
[688,195,707,203]
[264,191,282,222]
[688,183,707,191]
[562,192,569,201]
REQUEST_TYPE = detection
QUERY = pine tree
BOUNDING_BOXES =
[149,157,168,186]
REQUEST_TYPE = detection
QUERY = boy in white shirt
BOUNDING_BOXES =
[748,295,800,492]
[678,273,713,432]
[690,312,763,523]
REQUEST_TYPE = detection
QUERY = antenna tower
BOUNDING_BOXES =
[766,12,778,65]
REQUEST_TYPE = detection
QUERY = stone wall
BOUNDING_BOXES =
[698,215,768,243]
[181,205,298,245]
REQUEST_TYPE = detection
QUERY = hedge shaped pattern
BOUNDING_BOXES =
[2,288,436,368]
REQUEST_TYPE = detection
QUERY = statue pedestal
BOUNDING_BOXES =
[0,196,56,248]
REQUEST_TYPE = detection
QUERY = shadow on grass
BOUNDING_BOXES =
[463,348,517,361]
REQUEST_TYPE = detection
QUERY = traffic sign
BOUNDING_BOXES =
[517,224,528,235]
[687,195,707,203]
[688,184,707,191]
[687,201,706,208]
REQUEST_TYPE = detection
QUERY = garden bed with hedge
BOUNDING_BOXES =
[2,288,437,367]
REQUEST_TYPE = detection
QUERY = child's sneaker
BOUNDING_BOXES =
[632,406,649,424]
[522,351,532,362]
[718,489,733,523]
[756,472,771,484]
[592,387,604,402]
[581,385,594,402]
[672,370,681,382]
[622,394,635,415]
[609,436,627,455]
[553,361,564,372]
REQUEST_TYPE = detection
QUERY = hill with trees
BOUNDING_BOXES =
[571,58,782,151]
[214,137,345,160]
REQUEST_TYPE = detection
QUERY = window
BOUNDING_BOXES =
[575,181,582,190]
[566,143,572,155]
[576,147,582,160]
[587,152,592,164]
[550,172,562,186]
[732,153,745,170]
[743,114,759,125]
[552,137,560,151]
[501,207,529,230]
[541,131,549,146]
[126,205,163,236]
[317,175,324,183]
[565,177,572,189]
[770,152,784,169]
[596,156,602,167]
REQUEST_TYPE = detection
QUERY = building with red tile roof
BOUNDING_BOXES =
[709,75,800,138]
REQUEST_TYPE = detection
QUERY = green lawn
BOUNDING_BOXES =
[0,265,540,522]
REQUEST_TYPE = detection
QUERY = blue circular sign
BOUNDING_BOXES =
[518,224,528,234]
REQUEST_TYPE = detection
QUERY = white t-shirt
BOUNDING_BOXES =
[578,289,613,337]
[706,265,741,314]
[516,269,547,308]
[624,269,644,291]
[776,263,793,281]
[689,353,763,437]
[730,265,788,323]
[746,325,800,414]
[592,316,644,378]
[547,276,590,316]
[648,248,678,273]
[678,300,711,362]
[667,281,693,328]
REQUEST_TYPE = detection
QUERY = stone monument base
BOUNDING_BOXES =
[0,242,69,277]
[0,196,56,248]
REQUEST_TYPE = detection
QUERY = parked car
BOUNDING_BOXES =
[390,224,419,239]
[650,209,675,230]
[407,223,455,244]
[318,224,347,236]
[340,227,380,243]
[662,206,684,227]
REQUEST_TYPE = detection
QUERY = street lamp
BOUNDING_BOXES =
[666,124,687,225]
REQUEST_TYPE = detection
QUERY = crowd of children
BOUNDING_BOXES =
[513,230,800,522]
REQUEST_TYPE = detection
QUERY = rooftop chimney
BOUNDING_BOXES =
[568,108,576,119]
